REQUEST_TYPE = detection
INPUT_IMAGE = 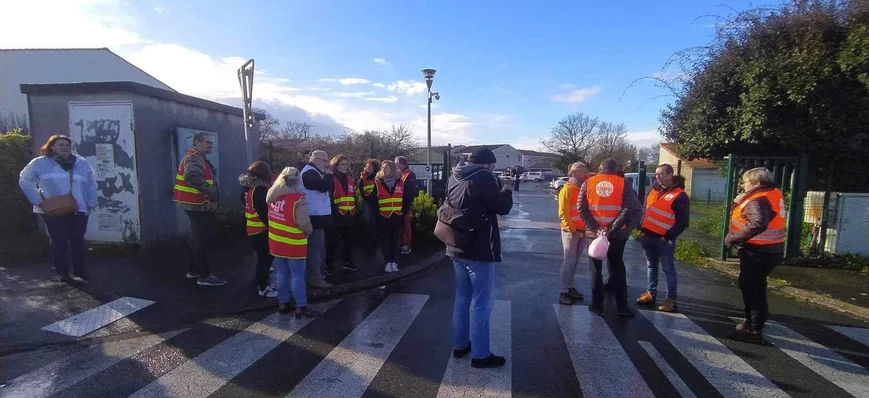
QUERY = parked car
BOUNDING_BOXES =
[521,171,543,182]
[550,176,569,190]
[624,172,656,195]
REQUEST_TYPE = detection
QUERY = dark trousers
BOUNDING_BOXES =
[589,238,629,310]
[185,210,217,277]
[378,217,400,263]
[737,248,783,330]
[42,213,89,277]
[249,232,272,290]
[326,224,354,268]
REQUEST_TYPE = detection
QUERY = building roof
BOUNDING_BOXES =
[455,144,509,154]
[20,81,264,119]
[659,143,719,169]
[528,162,554,170]
[518,149,556,157]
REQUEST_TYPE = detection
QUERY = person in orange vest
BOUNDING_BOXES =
[395,156,417,255]
[266,166,318,318]
[239,161,276,298]
[326,155,359,274]
[358,158,381,247]
[635,164,690,312]
[557,161,590,305]
[173,132,226,287]
[579,158,643,317]
[725,167,786,344]
[366,160,405,273]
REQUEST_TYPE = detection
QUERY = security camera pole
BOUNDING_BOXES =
[422,68,438,195]
[238,59,255,164]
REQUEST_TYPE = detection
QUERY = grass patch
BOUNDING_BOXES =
[782,253,869,274]
[767,278,791,286]
[690,201,725,238]
[675,239,709,266]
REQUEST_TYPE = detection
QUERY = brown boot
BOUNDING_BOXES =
[657,298,677,312]
[636,291,656,305]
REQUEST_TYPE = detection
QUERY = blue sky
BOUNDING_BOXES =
[4,0,778,149]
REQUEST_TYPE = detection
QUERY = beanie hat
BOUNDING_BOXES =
[469,148,497,164]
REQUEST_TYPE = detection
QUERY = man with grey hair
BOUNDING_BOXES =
[394,156,417,254]
[299,150,333,289]
[579,158,642,316]
[557,161,590,305]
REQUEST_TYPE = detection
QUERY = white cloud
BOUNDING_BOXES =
[553,84,602,104]
[153,6,168,14]
[318,77,371,85]
[372,57,389,66]
[366,96,398,104]
[387,80,427,96]
[372,83,387,88]
[0,0,144,48]
[409,113,474,145]
[332,91,376,98]
[626,129,663,146]
[478,114,512,128]
[511,136,546,152]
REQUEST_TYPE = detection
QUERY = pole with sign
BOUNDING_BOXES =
[238,59,255,164]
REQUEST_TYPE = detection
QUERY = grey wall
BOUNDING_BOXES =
[27,91,257,249]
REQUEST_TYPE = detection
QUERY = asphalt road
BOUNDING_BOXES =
[2,183,869,398]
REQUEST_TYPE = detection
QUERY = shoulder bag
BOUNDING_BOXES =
[41,167,79,216]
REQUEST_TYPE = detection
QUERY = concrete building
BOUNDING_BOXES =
[1,48,174,129]
[659,143,726,201]
[21,81,259,249]
[519,149,557,173]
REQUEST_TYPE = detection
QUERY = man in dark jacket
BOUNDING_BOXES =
[395,156,417,254]
[436,148,513,369]
[579,158,643,317]
[300,150,334,289]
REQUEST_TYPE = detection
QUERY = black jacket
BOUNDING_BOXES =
[358,171,378,208]
[438,162,513,262]
[401,169,417,214]
[640,178,690,241]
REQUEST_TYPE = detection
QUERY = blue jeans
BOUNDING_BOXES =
[451,258,495,359]
[273,257,307,307]
[641,235,677,299]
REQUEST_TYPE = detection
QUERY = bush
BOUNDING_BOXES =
[0,131,36,240]
[215,201,246,241]
[411,191,438,240]
[782,253,869,274]
[675,239,708,266]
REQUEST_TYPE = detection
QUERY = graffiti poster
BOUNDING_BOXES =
[69,101,140,244]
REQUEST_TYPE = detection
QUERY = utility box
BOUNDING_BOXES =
[823,193,869,256]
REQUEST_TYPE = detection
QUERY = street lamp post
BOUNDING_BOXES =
[422,68,439,195]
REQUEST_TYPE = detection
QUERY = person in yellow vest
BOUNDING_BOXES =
[635,164,690,312]
[326,155,359,274]
[172,132,225,286]
[579,158,643,317]
[358,158,381,247]
[725,167,786,344]
[366,160,405,273]
[266,166,318,317]
[557,161,590,305]
[239,161,276,298]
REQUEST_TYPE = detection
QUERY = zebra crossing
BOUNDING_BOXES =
[2,293,868,398]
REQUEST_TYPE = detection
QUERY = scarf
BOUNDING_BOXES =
[383,176,397,190]
[52,154,76,171]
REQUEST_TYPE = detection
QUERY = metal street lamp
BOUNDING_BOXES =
[422,68,439,195]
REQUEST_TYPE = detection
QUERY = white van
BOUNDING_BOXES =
[521,172,543,182]
[624,172,656,193]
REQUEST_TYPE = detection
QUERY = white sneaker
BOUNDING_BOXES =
[259,284,278,298]
[390,262,399,272]
[384,263,392,273]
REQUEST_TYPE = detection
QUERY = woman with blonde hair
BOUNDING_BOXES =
[725,167,785,344]
[266,166,318,317]
[366,160,404,273]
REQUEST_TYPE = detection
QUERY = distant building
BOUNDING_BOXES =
[0,48,174,127]
[519,149,558,173]
[659,143,726,201]
[452,144,522,171]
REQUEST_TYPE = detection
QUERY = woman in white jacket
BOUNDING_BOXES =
[19,135,97,282]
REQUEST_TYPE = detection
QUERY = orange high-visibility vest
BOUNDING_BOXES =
[244,187,266,236]
[401,168,412,182]
[361,172,375,196]
[268,193,308,258]
[730,188,786,245]
[585,174,625,227]
[560,181,586,231]
[376,178,404,218]
[172,149,214,205]
[333,175,357,215]
[641,188,685,235]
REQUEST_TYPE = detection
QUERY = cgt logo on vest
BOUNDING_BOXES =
[595,181,615,197]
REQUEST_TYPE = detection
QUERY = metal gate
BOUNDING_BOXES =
[718,154,809,260]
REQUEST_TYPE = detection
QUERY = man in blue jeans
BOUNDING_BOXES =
[435,148,513,369]
[635,164,690,312]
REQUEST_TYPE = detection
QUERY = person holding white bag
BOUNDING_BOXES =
[579,158,643,317]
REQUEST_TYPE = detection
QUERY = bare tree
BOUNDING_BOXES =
[282,121,313,140]
[542,112,600,162]
[253,107,280,144]
[637,144,660,165]
[594,122,629,159]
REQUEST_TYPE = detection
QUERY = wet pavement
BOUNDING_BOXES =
[2,183,868,397]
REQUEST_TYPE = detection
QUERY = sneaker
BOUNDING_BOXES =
[735,319,750,332]
[391,262,400,272]
[342,263,359,272]
[657,298,677,312]
[186,271,200,279]
[559,293,575,305]
[636,291,656,305]
[471,354,506,369]
[732,328,765,345]
[567,288,584,301]
[453,344,471,358]
[309,280,333,289]
[259,284,278,298]
[197,274,227,286]
[400,245,411,255]
[70,272,89,283]
[617,308,637,318]
[384,263,392,273]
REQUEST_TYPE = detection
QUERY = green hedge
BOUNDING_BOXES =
[0,131,36,239]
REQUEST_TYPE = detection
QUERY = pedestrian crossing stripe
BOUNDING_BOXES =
[5,295,869,398]
[828,324,869,348]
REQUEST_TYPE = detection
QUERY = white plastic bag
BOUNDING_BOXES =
[588,233,610,260]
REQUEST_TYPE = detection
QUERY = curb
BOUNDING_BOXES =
[705,258,869,322]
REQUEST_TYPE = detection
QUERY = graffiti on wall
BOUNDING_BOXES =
[69,102,140,243]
